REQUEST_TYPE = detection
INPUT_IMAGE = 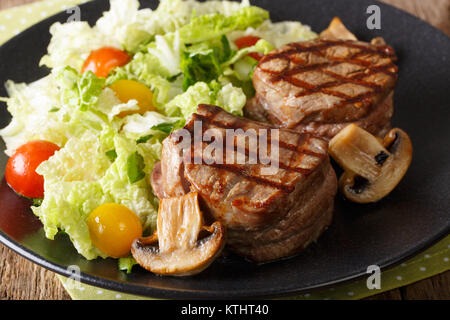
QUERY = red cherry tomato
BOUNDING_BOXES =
[5,140,60,199]
[235,35,262,49]
[81,47,131,78]
[234,35,263,61]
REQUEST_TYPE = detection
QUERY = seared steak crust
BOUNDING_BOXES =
[152,104,337,262]
[227,163,336,261]
[248,38,398,140]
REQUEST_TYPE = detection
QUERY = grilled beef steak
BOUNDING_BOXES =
[245,18,398,140]
[151,104,337,262]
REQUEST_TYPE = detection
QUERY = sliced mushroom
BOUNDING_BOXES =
[131,192,225,276]
[329,124,413,203]
[320,17,357,41]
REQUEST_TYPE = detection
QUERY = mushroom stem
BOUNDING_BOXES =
[329,124,389,180]
[320,17,358,41]
[131,192,226,276]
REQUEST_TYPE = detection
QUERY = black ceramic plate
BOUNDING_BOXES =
[0,0,449,299]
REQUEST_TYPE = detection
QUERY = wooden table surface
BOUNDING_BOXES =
[0,0,449,300]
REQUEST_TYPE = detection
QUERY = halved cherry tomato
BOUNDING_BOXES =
[235,35,262,49]
[109,79,155,117]
[81,47,131,78]
[5,140,60,199]
[87,203,143,258]
[234,35,263,61]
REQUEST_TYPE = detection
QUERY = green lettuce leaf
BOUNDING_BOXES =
[223,38,273,68]
[40,21,119,72]
[179,6,269,43]
[56,66,106,111]
[121,111,183,140]
[0,76,65,156]
[150,119,185,134]
[165,81,245,118]
[33,130,160,260]
[118,256,138,274]
[220,38,274,97]
[32,181,112,260]
[0,68,123,157]
[229,20,318,49]
[216,82,247,115]
[105,149,118,161]
[127,151,146,183]
[146,32,183,77]
[181,35,233,90]
[95,0,153,53]
[95,88,140,121]
[33,132,114,259]
[99,135,158,232]
[180,36,272,92]
[165,81,212,117]
[107,57,184,112]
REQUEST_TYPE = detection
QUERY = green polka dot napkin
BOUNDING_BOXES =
[57,236,449,300]
[1,0,449,300]
[0,0,92,44]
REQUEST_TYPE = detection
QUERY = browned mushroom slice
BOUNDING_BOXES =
[329,124,413,203]
[131,192,225,276]
[320,17,357,41]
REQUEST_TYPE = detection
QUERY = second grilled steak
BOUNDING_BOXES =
[246,19,398,140]
[151,104,337,262]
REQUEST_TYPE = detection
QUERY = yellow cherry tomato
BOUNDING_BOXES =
[109,79,155,117]
[87,203,143,258]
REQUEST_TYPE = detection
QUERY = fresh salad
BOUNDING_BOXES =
[0,0,317,271]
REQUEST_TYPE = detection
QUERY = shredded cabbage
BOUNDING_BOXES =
[0,0,318,261]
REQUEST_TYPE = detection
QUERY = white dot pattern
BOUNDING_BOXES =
[0,0,85,45]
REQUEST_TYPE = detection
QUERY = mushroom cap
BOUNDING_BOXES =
[132,222,225,276]
[329,125,413,203]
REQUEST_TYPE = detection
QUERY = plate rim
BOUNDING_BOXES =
[0,225,448,299]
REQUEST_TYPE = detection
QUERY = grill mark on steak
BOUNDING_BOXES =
[186,121,298,193]
[278,133,309,192]
[193,161,296,193]
[267,39,397,62]
[181,107,326,159]
[184,130,314,193]
[174,105,327,194]
[258,39,397,110]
